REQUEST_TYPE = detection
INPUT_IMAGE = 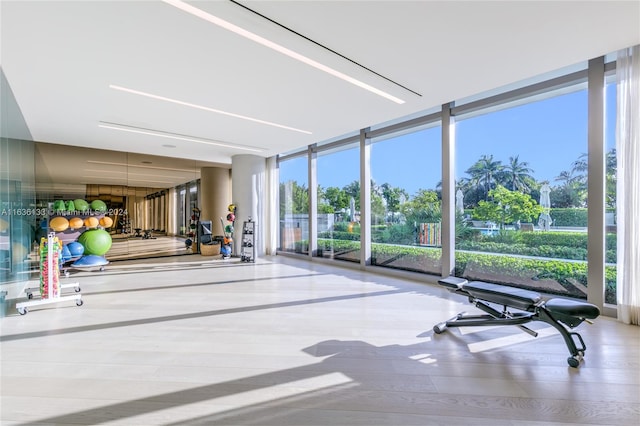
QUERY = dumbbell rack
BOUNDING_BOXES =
[240,219,255,262]
[16,232,83,315]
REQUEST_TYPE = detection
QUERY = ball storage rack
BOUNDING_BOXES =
[16,232,83,315]
[240,219,255,263]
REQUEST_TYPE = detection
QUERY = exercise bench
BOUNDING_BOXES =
[434,276,600,368]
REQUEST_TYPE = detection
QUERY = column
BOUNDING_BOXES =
[231,155,266,258]
[200,167,232,236]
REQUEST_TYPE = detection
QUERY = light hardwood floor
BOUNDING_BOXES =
[1,255,638,425]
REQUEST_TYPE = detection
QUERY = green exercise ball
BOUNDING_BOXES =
[78,228,112,256]
[74,199,89,212]
[90,199,107,212]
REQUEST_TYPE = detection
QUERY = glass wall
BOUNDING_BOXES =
[272,55,620,309]
[278,154,309,254]
[454,87,590,299]
[1,70,36,316]
[316,144,360,262]
[370,126,442,274]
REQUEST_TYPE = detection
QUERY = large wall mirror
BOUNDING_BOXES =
[33,143,227,261]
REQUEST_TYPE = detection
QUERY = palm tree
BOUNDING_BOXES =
[465,154,503,200]
[571,153,588,188]
[554,170,585,208]
[502,155,535,193]
[572,153,588,174]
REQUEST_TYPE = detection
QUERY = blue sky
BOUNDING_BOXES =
[281,84,617,197]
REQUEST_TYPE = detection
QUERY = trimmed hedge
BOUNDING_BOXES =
[312,238,617,304]
[318,231,360,241]
[550,208,588,227]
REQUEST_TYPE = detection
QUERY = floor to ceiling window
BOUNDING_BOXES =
[454,85,590,299]
[316,143,360,262]
[370,126,442,274]
[605,78,618,305]
[278,154,309,254]
[272,54,624,311]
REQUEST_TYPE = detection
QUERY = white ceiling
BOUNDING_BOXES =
[2,0,639,166]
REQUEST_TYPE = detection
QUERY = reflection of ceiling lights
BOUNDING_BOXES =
[162,0,405,104]
[86,160,201,173]
[98,121,265,153]
[109,85,312,135]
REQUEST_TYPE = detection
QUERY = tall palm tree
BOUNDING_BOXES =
[571,153,588,187]
[502,155,535,192]
[465,154,503,199]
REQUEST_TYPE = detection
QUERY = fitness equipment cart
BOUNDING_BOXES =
[240,219,255,262]
[17,232,83,315]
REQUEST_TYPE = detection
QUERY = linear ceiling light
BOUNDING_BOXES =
[109,85,312,135]
[98,122,265,153]
[162,0,405,104]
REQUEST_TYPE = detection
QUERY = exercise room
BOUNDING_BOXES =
[1,1,639,424]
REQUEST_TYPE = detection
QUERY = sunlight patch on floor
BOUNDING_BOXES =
[467,326,558,353]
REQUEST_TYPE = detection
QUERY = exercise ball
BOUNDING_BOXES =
[99,216,113,228]
[226,213,235,222]
[78,229,112,256]
[74,199,89,212]
[65,200,75,212]
[67,241,85,257]
[220,245,231,257]
[69,217,84,229]
[90,200,107,212]
[84,217,99,228]
[50,216,70,232]
[61,244,72,262]
[224,224,234,234]
[72,254,108,268]
[227,203,236,212]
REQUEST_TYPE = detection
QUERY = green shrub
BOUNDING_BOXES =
[457,241,588,260]
[518,231,586,248]
[308,238,617,302]
[318,231,360,241]
[550,208,588,227]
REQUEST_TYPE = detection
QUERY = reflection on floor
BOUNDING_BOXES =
[1,256,638,425]
[108,236,190,260]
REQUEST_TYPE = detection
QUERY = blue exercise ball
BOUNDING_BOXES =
[61,245,72,261]
[67,241,85,257]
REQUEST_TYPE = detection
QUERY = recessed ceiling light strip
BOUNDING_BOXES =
[98,121,265,153]
[162,0,405,104]
[229,0,421,98]
[109,85,312,135]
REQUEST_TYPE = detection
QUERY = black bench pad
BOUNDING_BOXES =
[462,281,542,311]
[545,298,600,319]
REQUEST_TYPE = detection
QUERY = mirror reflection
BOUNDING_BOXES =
[33,143,224,261]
